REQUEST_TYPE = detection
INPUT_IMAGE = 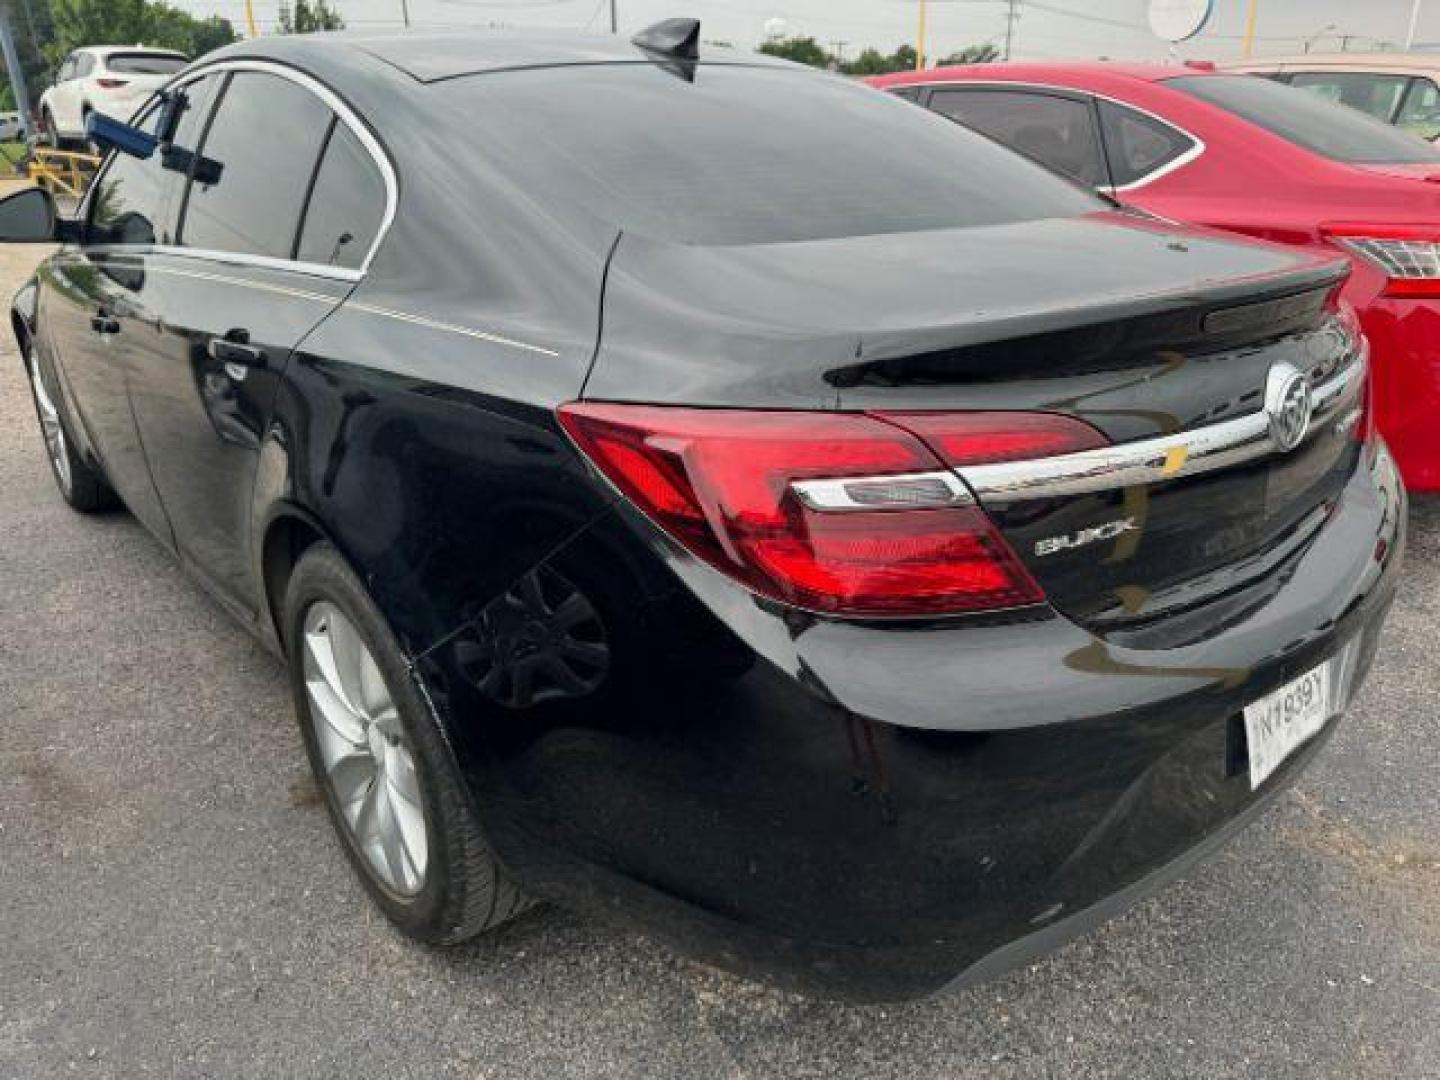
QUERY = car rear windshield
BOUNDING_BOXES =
[106,52,187,75]
[436,64,1101,245]
[1166,73,1440,163]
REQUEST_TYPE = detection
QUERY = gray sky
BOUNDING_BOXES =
[170,0,1440,62]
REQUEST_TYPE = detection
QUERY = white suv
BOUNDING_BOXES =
[40,46,189,147]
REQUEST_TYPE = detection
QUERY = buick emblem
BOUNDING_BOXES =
[1264,363,1313,453]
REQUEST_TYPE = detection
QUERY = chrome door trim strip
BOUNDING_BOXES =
[959,347,1366,503]
[121,261,561,357]
[344,302,562,357]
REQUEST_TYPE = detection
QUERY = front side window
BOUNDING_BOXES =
[1396,78,1440,141]
[1288,71,1411,123]
[1168,73,1440,164]
[928,88,1107,187]
[179,71,331,259]
[1098,100,1196,187]
[296,122,386,269]
[87,105,169,246]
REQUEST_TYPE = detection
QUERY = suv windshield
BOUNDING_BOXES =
[106,53,188,75]
[437,64,1100,245]
[1167,73,1440,164]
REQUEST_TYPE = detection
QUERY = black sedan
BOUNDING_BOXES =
[1,24,1404,1001]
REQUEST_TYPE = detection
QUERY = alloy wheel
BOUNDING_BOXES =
[29,361,71,495]
[302,601,429,896]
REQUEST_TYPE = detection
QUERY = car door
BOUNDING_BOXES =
[926,86,1112,189]
[119,66,387,615]
[39,98,177,541]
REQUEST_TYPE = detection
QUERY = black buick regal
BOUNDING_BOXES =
[2,24,1404,1001]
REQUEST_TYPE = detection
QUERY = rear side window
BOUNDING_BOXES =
[437,66,1099,246]
[180,71,331,259]
[75,54,96,78]
[106,53,188,76]
[1288,71,1411,123]
[928,88,1107,187]
[296,122,386,269]
[1098,100,1196,186]
[1167,73,1440,163]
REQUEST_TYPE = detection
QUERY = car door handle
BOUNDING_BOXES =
[90,313,119,334]
[207,335,265,369]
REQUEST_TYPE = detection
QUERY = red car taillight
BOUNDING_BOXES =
[95,78,130,90]
[557,403,1104,616]
[1324,223,1440,298]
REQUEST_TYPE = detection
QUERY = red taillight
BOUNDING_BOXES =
[876,410,1109,466]
[1323,223,1440,298]
[557,404,1102,616]
[95,78,130,89]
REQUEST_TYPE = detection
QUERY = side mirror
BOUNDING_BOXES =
[0,187,58,242]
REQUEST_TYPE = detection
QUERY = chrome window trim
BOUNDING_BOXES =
[86,242,362,283]
[959,344,1366,503]
[81,57,397,278]
[916,78,1207,194]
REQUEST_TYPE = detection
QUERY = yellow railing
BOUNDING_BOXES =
[28,147,102,200]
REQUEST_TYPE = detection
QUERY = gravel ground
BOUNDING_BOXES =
[0,245,1436,1079]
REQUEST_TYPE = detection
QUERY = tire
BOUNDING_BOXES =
[284,542,530,943]
[40,108,58,148]
[24,345,118,512]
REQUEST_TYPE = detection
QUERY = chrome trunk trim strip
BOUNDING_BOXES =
[959,346,1366,503]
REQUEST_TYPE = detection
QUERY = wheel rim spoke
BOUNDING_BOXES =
[302,602,428,896]
[29,365,71,492]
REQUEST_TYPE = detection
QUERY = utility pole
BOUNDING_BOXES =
[1242,0,1259,58]
[610,0,617,34]
[0,6,30,141]
[243,0,258,38]
[1407,0,1423,49]
[401,0,411,28]
[916,0,927,70]
[1003,0,1020,60]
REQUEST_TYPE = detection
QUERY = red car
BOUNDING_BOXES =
[872,62,1440,490]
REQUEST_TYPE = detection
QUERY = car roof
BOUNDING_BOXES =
[300,29,791,83]
[876,60,1196,89]
[1223,52,1440,71]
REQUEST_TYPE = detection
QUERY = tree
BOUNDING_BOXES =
[756,35,832,69]
[278,0,346,34]
[45,0,238,68]
[838,44,919,76]
[936,43,1000,66]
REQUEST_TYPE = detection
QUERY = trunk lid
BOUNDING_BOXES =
[589,213,1360,628]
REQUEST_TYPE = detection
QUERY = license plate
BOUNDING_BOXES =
[1243,660,1332,789]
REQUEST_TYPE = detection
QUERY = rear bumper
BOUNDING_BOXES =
[428,440,1405,1001]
